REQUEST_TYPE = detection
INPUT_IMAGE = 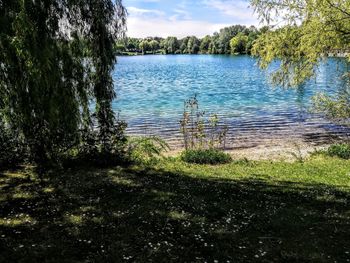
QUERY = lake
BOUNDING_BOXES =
[113,55,349,149]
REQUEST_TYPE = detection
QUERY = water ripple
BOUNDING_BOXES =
[113,55,350,148]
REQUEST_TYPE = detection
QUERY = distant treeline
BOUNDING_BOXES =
[116,25,269,56]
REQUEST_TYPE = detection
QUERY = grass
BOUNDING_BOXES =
[0,155,349,262]
[326,144,350,159]
[181,149,232,164]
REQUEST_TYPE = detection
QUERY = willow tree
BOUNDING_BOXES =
[0,0,126,164]
[251,0,350,124]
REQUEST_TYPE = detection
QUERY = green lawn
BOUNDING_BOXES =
[0,156,349,262]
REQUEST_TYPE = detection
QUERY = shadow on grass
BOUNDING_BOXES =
[0,164,349,262]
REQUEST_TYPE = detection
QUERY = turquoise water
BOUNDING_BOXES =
[112,55,348,147]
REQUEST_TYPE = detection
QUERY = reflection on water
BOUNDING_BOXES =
[113,55,350,148]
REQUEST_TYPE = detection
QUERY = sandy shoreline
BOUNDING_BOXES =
[127,112,350,161]
[164,139,332,162]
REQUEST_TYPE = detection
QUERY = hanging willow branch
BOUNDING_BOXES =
[0,0,127,165]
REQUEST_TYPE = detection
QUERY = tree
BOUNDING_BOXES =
[163,37,179,54]
[139,40,150,54]
[115,26,263,56]
[187,36,200,54]
[200,35,212,54]
[208,33,220,54]
[0,0,127,166]
[126,38,141,51]
[246,26,260,54]
[218,25,247,54]
[251,0,350,124]
[230,33,249,54]
[180,37,190,54]
[251,0,350,86]
[149,40,160,54]
[115,43,126,54]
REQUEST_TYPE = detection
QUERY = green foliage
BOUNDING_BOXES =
[252,26,317,87]
[326,144,350,159]
[179,96,231,165]
[200,35,212,54]
[72,119,128,167]
[162,37,179,54]
[181,148,232,164]
[118,25,265,55]
[312,90,350,126]
[115,43,126,53]
[180,96,229,150]
[230,33,249,54]
[250,1,350,86]
[0,120,26,169]
[126,38,141,51]
[217,25,248,54]
[179,36,190,53]
[139,40,150,54]
[127,136,170,164]
[187,36,200,54]
[0,0,127,167]
[251,0,350,133]
[149,40,160,53]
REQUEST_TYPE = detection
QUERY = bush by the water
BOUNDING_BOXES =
[326,144,350,159]
[63,120,129,168]
[127,136,170,164]
[181,149,232,164]
[180,96,229,151]
[179,96,231,165]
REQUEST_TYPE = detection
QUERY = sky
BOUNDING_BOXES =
[123,0,260,38]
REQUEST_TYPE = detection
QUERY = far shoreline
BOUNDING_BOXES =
[117,52,247,56]
[116,52,348,59]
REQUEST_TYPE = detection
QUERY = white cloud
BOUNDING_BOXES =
[169,9,192,22]
[125,0,260,38]
[127,0,160,2]
[127,6,165,16]
[126,16,230,38]
[203,0,259,25]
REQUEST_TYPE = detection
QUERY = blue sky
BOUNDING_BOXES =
[123,0,260,38]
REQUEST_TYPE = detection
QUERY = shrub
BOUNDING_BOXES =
[63,119,129,168]
[180,95,228,150]
[127,136,170,164]
[326,144,350,159]
[181,149,232,165]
